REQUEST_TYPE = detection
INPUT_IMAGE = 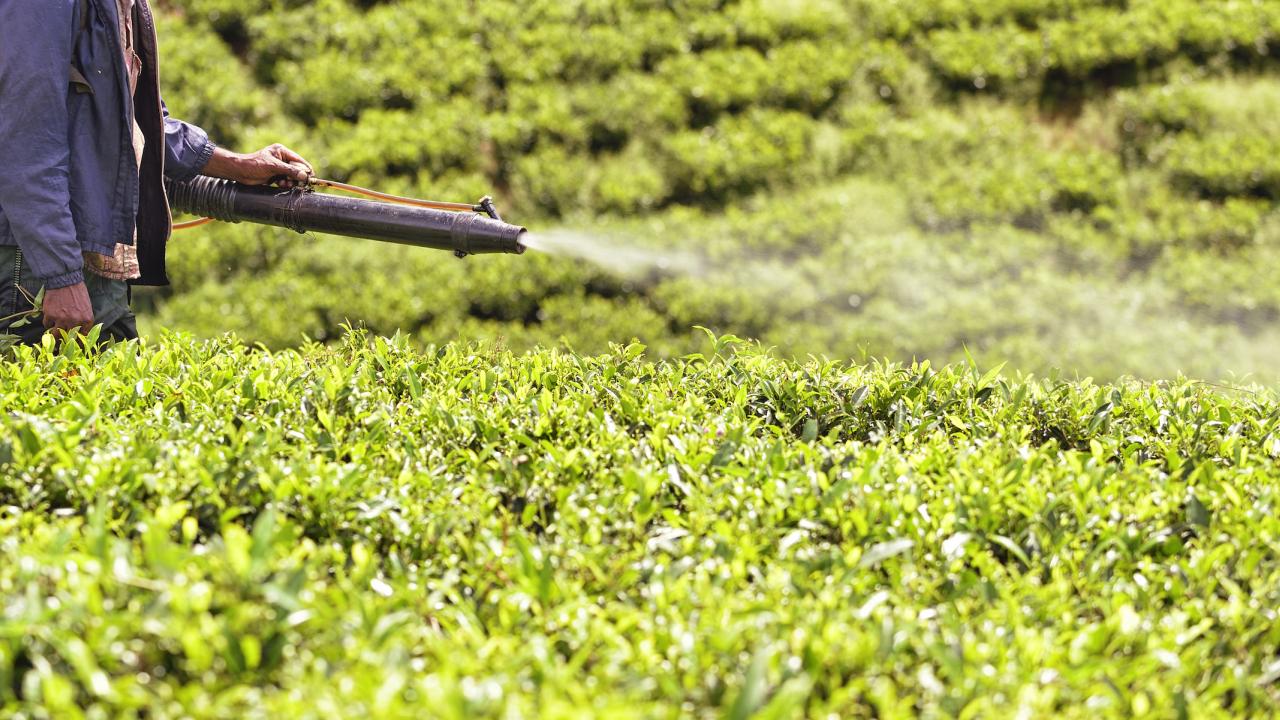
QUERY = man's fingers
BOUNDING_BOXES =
[271,145,313,173]
[42,318,79,333]
[269,158,310,183]
[275,145,307,165]
[43,321,94,337]
[288,161,312,181]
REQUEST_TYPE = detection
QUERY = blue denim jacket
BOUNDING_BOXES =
[0,0,214,288]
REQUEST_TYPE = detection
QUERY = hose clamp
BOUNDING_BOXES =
[280,187,307,234]
[450,211,479,258]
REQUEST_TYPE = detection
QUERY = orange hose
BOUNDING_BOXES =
[172,216,213,230]
[308,178,477,213]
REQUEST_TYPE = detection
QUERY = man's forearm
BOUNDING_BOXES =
[201,147,261,179]
[197,144,314,187]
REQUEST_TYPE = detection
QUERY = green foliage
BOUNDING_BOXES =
[926,23,1043,91]
[159,0,1280,214]
[11,3,1280,715]
[2,333,1279,716]
[1165,135,1280,201]
[153,13,277,149]
[661,109,821,202]
[146,172,1280,384]
[144,0,1280,380]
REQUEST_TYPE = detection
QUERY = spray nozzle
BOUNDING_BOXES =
[476,196,503,221]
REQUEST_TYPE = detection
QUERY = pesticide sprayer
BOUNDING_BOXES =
[167,176,527,257]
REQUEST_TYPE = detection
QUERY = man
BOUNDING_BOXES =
[0,0,312,344]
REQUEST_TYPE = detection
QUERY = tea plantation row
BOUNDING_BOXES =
[2,332,1279,716]
[156,0,1280,215]
[142,0,1280,381]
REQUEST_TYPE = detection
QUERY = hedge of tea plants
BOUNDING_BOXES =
[140,0,1280,380]
[1,332,1278,716]
[5,4,1280,715]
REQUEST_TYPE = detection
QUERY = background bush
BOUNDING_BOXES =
[144,0,1280,382]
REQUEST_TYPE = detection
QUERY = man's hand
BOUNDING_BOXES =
[42,282,94,335]
[203,144,313,187]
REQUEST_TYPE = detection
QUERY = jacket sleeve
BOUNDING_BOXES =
[162,99,216,182]
[0,1,85,289]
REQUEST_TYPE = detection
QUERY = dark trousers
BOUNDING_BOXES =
[0,246,139,345]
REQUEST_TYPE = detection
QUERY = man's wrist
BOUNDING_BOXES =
[42,268,85,290]
[193,139,218,177]
[201,146,242,179]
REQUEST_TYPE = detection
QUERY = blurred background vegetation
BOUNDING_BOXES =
[145,0,1280,381]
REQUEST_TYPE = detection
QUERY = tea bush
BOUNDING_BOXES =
[138,0,1280,379]
[1,333,1278,716]
[1165,135,1280,201]
[143,173,1280,383]
[8,3,1280,716]
[156,0,1279,216]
